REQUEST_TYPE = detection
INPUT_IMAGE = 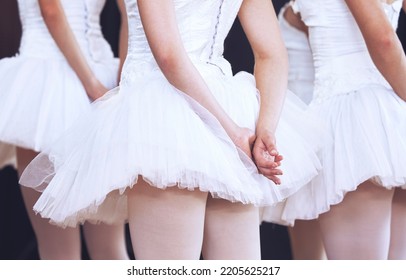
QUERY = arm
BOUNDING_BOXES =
[117,0,128,81]
[238,0,288,183]
[403,0,406,13]
[345,0,406,101]
[38,0,108,100]
[283,3,308,35]
[137,0,255,157]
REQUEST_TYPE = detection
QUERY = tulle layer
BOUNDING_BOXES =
[0,55,118,152]
[262,85,406,226]
[20,68,321,228]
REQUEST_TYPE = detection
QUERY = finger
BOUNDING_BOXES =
[254,155,276,169]
[258,167,283,177]
[262,136,278,156]
[266,175,281,185]
[274,154,283,163]
[268,147,279,156]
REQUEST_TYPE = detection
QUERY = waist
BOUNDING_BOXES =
[18,28,114,62]
[287,50,315,82]
[313,53,391,101]
[120,54,233,86]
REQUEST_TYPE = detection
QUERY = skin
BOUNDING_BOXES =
[239,0,287,184]
[283,3,308,35]
[136,0,284,183]
[282,2,326,260]
[317,0,406,260]
[345,0,406,101]
[125,0,289,259]
[137,0,255,159]
[39,0,108,101]
[117,0,128,81]
[16,0,129,260]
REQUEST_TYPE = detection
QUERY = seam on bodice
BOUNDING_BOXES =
[206,0,226,75]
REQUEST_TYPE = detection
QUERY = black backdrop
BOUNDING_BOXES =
[0,0,405,260]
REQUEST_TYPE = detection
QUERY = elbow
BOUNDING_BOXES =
[255,47,289,72]
[369,32,397,62]
[154,48,183,73]
[39,4,61,23]
[377,33,396,50]
[372,29,397,52]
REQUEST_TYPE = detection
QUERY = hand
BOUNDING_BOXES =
[84,78,109,101]
[252,129,283,184]
[231,127,256,160]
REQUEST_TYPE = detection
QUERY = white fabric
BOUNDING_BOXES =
[278,2,315,104]
[262,0,406,226]
[20,0,322,227]
[0,0,118,152]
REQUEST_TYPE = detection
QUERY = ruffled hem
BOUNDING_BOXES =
[262,85,406,226]
[20,68,322,228]
[0,55,118,152]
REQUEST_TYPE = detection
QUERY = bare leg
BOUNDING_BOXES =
[202,196,261,260]
[319,181,394,260]
[17,147,81,260]
[288,219,326,260]
[82,222,130,260]
[127,179,208,260]
[388,188,406,259]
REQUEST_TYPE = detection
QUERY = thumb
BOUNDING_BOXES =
[265,139,278,156]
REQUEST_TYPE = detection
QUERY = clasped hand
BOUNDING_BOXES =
[232,127,283,185]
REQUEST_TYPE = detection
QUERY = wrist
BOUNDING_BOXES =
[82,75,99,91]
[256,122,276,136]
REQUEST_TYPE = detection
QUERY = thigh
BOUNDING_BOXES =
[202,195,261,260]
[127,179,208,260]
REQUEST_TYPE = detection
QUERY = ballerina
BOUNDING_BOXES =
[0,0,129,259]
[272,0,326,260]
[267,0,406,259]
[20,0,322,260]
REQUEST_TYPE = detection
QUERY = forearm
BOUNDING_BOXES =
[118,24,128,81]
[254,53,288,133]
[238,0,288,133]
[345,0,406,101]
[117,0,128,81]
[283,4,308,35]
[367,35,406,100]
[159,53,238,138]
[39,0,97,90]
[138,0,238,138]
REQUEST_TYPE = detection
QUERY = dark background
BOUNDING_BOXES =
[0,0,405,260]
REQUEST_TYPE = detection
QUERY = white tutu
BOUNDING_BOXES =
[20,65,322,228]
[262,85,406,226]
[0,55,118,152]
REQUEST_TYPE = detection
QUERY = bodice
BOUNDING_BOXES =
[17,0,114,61]
[296,0,403,101]
[279,3,314,83]
[120,0,243,85]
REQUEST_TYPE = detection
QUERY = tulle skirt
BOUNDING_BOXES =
[262,85,406,226]
[0,54,118,152]
[20,66,322,228]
